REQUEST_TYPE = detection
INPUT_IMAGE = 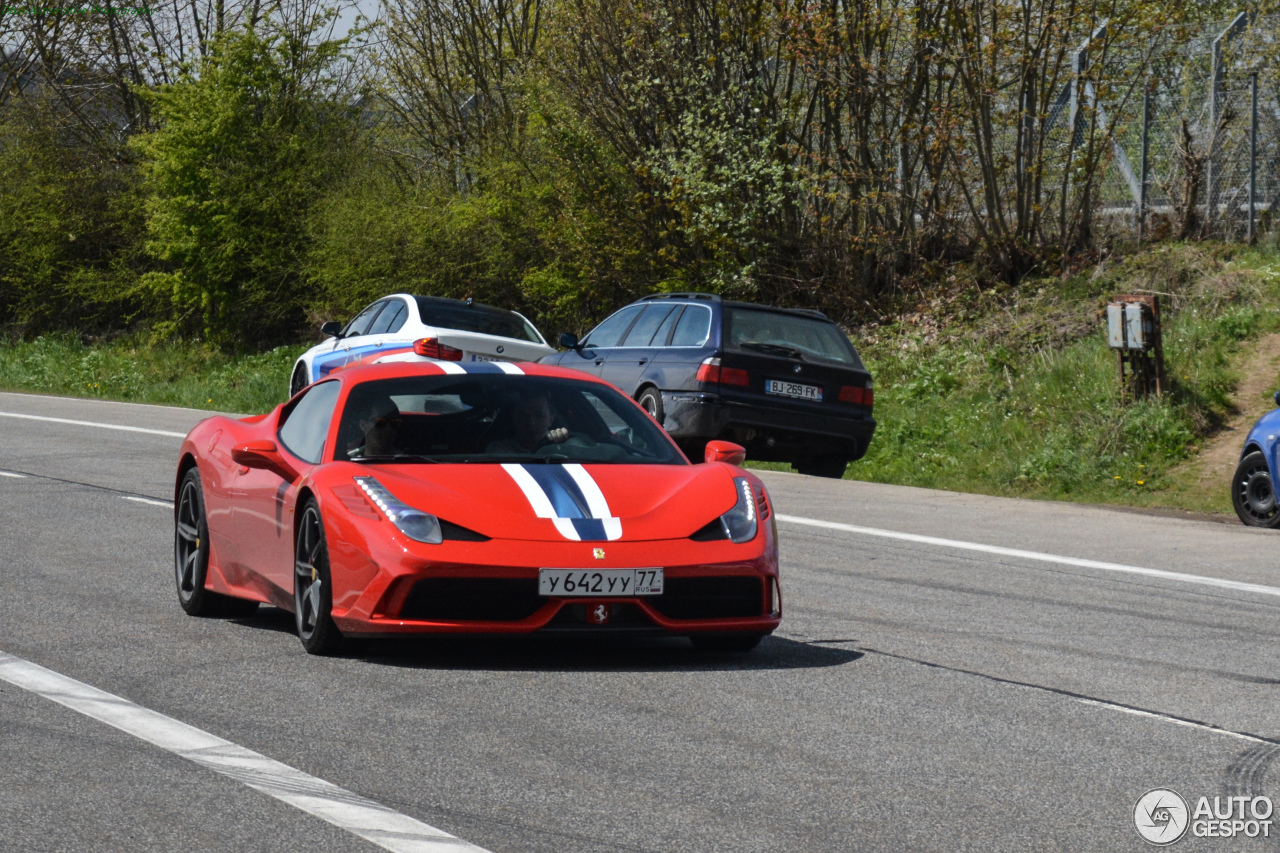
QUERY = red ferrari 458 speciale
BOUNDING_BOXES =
[173,360,781,654]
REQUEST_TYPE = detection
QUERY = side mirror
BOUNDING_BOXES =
[231,440,298,481]
[559,331,580,350]
[1274,389,1280,408]
[320,320,343,338]
[704,440,747,466]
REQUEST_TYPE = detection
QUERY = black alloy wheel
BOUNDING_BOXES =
[690,632,766,653]
[637,387,665,426]
[175,468,258,617]
[294,499,342,655]
[1232,451,1280,527]
[795,456,849,479]
[290,363,309,398]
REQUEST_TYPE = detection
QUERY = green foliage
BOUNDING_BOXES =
[132,25,358,347]
[304,92,661,337]
[0,110,148,336]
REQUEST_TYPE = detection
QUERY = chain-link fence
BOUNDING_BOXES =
[1083,12,1280,242]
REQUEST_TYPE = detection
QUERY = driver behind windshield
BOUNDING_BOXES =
[485,392,570,456]
[348,397,402,458]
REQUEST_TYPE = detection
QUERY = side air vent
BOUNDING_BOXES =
[755,487,771,520]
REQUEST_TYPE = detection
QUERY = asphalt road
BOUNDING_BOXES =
[1,389,1278,851]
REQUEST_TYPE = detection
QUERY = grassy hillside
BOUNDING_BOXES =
[0,335,304,414]
[2,243,1277,515]
[835,244,1280,515]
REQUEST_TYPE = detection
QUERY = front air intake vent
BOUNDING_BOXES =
[400,578,541,622]
[690,519,728,541]
[649,577,764,620]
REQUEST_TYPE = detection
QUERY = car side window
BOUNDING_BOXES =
[368,299,407,336]
[620,305,676,347]
[582,304,644,349]
[278,381,342,464]
[650,305,683,347]
[343,302,386,338]
[670,305,712,347]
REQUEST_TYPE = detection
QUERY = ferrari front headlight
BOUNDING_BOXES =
[354,476,443,544]
[719,477,758,543]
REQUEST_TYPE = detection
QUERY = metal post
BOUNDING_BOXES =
[1250,72,1259,244]
[1139,90,1150,240]
[1068,46,1087,149]
[1208,12,1252,232]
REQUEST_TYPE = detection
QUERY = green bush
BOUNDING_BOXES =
[133,25,358,347]
[0,110,148,336]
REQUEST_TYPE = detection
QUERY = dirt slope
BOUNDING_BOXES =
[1167,332,1280,514]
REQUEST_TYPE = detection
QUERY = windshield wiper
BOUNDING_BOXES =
[740,342,803,359]
[483,453,570,464]
[350,454,442,464]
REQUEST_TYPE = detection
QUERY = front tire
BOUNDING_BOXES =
[289,363,309,398]
[294,499,343,655]
[1232,451,1280,527]
[175,468,258,617]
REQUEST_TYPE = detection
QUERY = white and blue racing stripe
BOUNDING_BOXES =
[454,361,525,375]
[502,463,622,541]
[315,353,526,379]
[313,343,388,380]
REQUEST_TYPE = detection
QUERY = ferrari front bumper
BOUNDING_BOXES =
[329,540,781,638]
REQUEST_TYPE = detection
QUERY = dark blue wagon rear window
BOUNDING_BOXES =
[724,307,864,368]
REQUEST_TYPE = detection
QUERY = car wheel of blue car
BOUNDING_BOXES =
[1232,451,1280,527]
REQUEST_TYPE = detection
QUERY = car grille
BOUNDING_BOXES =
[399,578,543,622]
[649,576,764,620]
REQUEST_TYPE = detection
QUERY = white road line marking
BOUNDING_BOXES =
[777,514,1280,599]
[122,496,174,508]
[0,651,491,853]
[1075,698,1267,744]
[0,471,26,478]
[0,411,186,438]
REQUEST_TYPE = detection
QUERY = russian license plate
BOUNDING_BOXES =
[538,568,663,596]
[765,379,823,401]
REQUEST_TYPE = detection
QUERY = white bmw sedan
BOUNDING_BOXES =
[289,294,556,396]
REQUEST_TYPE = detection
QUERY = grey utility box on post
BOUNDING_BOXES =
[1106,301,1153,349]
[1106,294,1165,397]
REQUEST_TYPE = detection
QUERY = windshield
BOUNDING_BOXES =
[415,297,544,344]
[724,307,864,368]
[336,375,686,465]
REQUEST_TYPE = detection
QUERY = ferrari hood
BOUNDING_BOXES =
[337,462,742,542]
